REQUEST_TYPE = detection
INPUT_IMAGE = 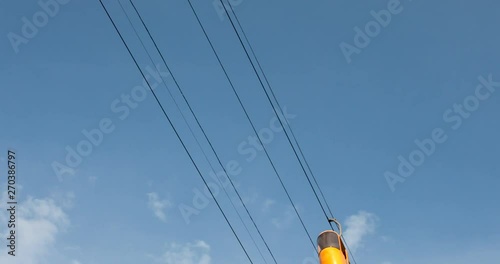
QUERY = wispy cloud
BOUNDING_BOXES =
[343,211,378,253]
[0,194,70,264]
[271,205,298,229]
[262,199,275,213]
[51,191,75,209]
[242,192,259,205]
[154,240,211,264]
[147,192,172,222]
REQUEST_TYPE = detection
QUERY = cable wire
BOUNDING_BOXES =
[118,0,274,262]
[124,1,281,263]
[219,0,333,225]
[216,2,359,263]
[185,0,317,251]
[97,1,254,263]
[216,0,331,226]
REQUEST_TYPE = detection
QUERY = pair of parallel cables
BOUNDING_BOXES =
[213,2,358,263]
[97,1,357,263]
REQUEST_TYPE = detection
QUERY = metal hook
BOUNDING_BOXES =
[328,218,342,236]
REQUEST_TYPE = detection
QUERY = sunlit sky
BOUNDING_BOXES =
[1,0,499,263]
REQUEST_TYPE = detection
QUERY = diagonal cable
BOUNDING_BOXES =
[185,0,317,251]
[97,1,254,262]
[122,0,282,263]
[217,2,359,262]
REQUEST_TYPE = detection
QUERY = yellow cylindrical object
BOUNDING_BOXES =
[319,247,347,264]
[317,230,348,264]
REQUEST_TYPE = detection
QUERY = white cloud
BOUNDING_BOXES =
[262,199,275,212]
[343,211,378,253]
[0,194,70,264]
[147,192,172,222]
[242,192,259,205]
[50,191,75,209]
[271,205,298,229]
[154,241,211,264]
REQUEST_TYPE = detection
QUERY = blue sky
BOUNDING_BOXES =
[1,0,499,263]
